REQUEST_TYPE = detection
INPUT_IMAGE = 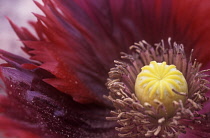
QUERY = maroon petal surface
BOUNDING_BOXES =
[0,51,117,138]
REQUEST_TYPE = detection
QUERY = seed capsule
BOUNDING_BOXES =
[135,61,188,117]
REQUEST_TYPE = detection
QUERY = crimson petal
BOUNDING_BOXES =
[0,51,117,138]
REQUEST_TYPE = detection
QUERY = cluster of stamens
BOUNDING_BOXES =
[106,38,210,137]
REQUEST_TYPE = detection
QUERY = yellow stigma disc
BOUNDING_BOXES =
[135,61,188,117]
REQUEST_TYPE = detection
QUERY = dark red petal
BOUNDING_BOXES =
[23,41,100,104]
[77,0,210,64]
[0,52,117,138]
[0,116,40,138]
[179,124,210,138]
[171,0,210,66]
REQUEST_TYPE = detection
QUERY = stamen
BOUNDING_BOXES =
[172,89,187,96]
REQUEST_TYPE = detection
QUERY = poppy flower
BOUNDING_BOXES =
[0,0,210,137]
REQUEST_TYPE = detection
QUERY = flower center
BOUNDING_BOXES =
[106,39,210,137]
[135,61,188,117]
